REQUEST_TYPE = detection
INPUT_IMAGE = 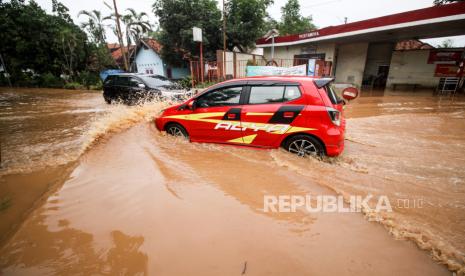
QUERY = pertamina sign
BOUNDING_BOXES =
[298,31,320,39]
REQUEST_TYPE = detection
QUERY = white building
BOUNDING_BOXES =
[255,2,465,90]
[132,38,190,80]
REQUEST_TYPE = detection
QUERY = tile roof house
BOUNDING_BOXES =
[131,38,190,79]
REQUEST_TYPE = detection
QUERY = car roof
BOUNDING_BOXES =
[204,76,334,91]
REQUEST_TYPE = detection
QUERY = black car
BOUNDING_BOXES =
[103,73,182,105]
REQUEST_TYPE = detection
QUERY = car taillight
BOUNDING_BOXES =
[326,107,341,126]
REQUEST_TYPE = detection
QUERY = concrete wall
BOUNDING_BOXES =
[363,42,395,78]
[135,47,165,76]
[316,43,336,63]
[263,44,300,60]
[334,42,369,87]
[386,50,438,88]
[217,50,266,78]
[263,43,336,62]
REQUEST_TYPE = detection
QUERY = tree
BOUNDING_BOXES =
[78,10,108,45]
[433,0,463,5]
[225,0,273,52]
[438,39,454,48]
[263,15,279,33]
[153,0,222,65]
[278,0,315,35]
[123,8,152,45]
[0,0,89,84]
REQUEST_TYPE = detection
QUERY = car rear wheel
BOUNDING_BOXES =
[284,135,324,157]
[165,123,189,139]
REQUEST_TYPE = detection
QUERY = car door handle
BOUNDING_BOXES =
[283,112,294,118]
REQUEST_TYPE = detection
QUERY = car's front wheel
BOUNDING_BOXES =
[165,123,189,139]
[283,135,324,157]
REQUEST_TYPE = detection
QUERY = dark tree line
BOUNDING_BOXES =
[0,0,113,88]
[153,0,316,65]
[0,0,317,87]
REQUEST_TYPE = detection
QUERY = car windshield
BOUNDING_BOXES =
[139,75,174,88]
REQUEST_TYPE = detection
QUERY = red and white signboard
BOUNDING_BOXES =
[428,50,463,64]
[434,64,465,77]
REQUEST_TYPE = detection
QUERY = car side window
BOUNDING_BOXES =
[283,86,302,101]
[248,86,285,104]
[196,86,242,108]
[114,76,129,86]
[129,77,143,87]
[104,76,115,85]
[248,85,301,104]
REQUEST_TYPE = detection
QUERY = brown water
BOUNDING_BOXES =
[0,87,464,275]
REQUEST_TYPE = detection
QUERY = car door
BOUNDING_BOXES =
[189,85,245,143]
[128,77,146,102]
[240,84,305,147]
[103,75,116,100]
[113,76,129,101]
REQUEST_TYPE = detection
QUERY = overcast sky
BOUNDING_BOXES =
[35,0,465,47]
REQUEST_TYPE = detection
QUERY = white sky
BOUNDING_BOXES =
[35,0,465,47]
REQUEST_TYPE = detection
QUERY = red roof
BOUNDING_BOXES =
[256,1,465,46]
[395,40,434,50]
[107,44,135,66]
[142,38,162,54]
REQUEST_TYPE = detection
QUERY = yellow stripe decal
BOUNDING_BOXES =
[164,112,316,135]
[228,134,257,144]
[285,126,317,133]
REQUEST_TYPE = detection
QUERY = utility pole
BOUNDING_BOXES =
[222,0,227,80]
[113,0,129,71]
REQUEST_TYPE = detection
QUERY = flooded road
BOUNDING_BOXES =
[1,88,464,275]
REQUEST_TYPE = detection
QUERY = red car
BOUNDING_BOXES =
[155,76,346,157]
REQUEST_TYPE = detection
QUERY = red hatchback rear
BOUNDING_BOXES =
[155,76,346,157]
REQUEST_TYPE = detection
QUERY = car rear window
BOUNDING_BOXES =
[324,84,342,104]
[248,86,301,104]
[139,75,174,87]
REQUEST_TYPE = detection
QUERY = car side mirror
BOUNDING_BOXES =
[342,87,359,101]
[138,83,146,88]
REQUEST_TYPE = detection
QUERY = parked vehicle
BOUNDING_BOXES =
[155,76,357,157]
[103,73,190,105]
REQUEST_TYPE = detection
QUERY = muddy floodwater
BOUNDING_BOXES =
[0,87,465,275]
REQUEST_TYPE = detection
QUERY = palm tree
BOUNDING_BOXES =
[122,8,152,72]
[78,10,108,45]
[123,8,152,45]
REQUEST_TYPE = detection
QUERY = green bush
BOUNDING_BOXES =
[39,72,64,88]
[89,81,103,90]
[246,59,258,66]
[64,82,84,90]
[177,75,192,89]
[77,71,100,90]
